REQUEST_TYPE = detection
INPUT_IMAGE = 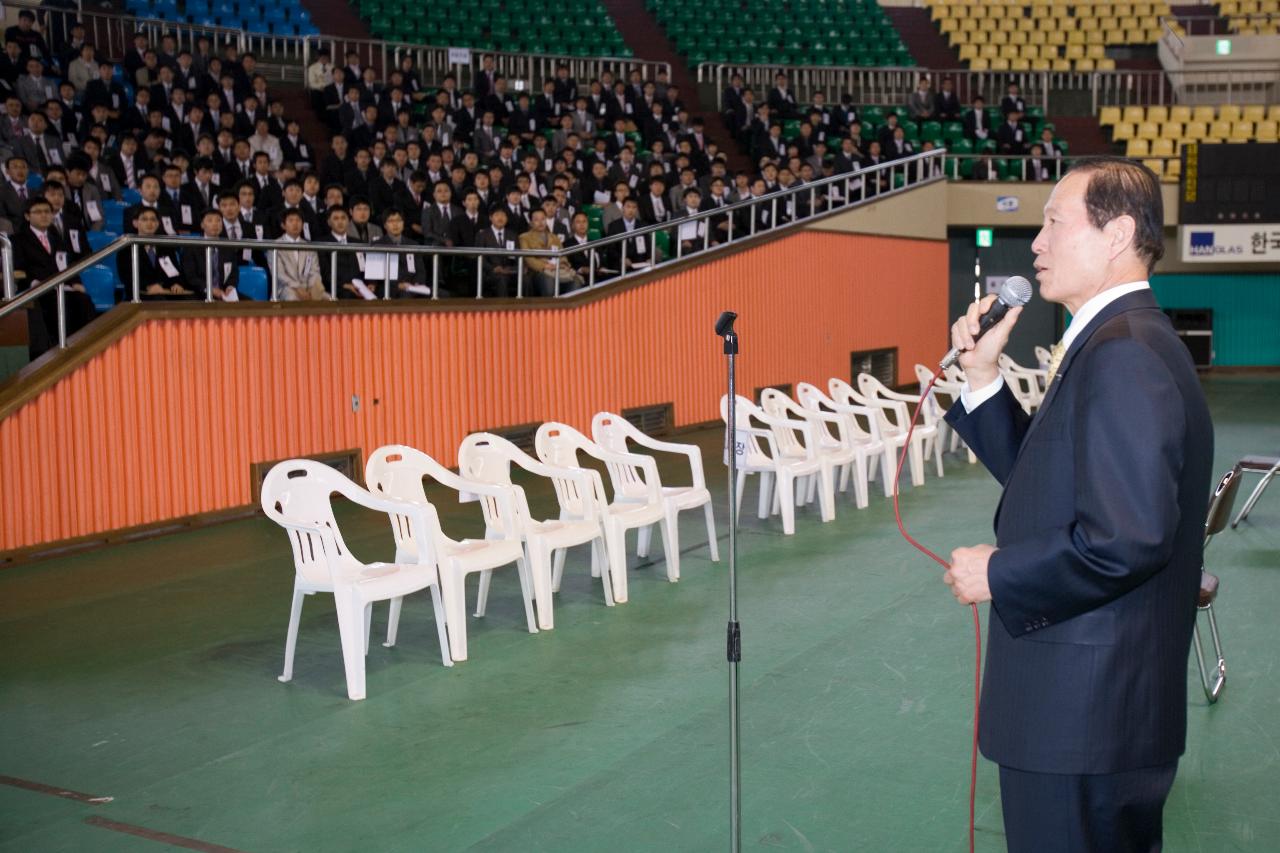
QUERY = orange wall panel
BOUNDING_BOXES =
[0,231,947,552]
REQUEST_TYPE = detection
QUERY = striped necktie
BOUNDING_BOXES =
[1045,340,1067,385]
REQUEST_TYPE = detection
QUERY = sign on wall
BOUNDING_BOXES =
[1180,224,1280,263]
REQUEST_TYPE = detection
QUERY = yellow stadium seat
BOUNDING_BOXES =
[1012,32,1031,47]
[941,18,960,32]
[1019,17,1036,31]
[1030,30,1049,45]
[1086,30,1108,44]
[1231,121,1254,139]
[1087,44,1106,58]
[988,30,1010,45]
[1066,43,1085,59]
[1068,29,1087,43]
[1210,119,1233,138]
[1048,30,1068,45]
[1099,106,1122,126]
[1115,3,1134,15]
[1169,105,1191,123]
[1137,121,1160,139]
[959,44,979,60]
[1013,58,1033,70]
[981,43,1000,58]
[1080,16,1100,31]
[1124,28,1146,42]
[1051,57,1073,72]
[1032,58,1053,71]
[991,57,1012,70]
[1100,16,1120,31]
[1165,158,1181,179]
[1160,121,1183,139]
[969,57,990,70]
[1258,120,1279,141]
[1122,105,1145,124]
[1242,105,1266,122]
[1184,120,1208,140]
[1219,104,1242,122]
[1112,121,1136,140]
[1151,138,1175,157]
[1146,106,1168,124]
[1127,138,1150,156]
[1269,105,1280,121]
[1191,105,1216,123]
[1075,57,1096,71]
[1096,58,1117,70]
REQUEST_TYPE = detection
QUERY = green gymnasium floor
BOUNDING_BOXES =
[2,376,1278,853]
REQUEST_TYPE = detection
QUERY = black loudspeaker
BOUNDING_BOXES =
[1164,308,1213,368]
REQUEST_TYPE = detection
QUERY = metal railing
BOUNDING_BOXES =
[1091,66,1280,110]
[0,151,945,348]
[699,64,1053,114]
[941,153,1073,182]
[5,0,668,91]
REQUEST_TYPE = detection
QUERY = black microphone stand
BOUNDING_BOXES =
[715,310,741,853]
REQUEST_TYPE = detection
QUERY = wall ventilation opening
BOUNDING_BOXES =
[482,422,542,454]
[754,383,793,402]
[251,448,362,495]
[621,402,674,437]
[850,347,898,387]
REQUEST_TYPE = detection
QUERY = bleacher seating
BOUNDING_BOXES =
[649,0,914,67]
[1098,103,1280,179]
[353,0,630,55]
[927,0,1176,71]
[1218,0,1280,33]
[122,0,319,35]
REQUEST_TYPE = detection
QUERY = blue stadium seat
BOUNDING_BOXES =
[82,265,118,313]
[122,188,142,205]
[237,265,268,300]
[296,22,319,35]
[86,230,118,252]
[26,173,43,190]
[101,201,126,233]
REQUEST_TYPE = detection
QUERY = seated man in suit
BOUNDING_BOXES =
[180,207,243,300]
[117,206,195,300]
[419,180,459,247]
[320,205,371,299]
[518,208,580,297]
[605,197,652,273]
[561,211,602,283]
[373,209,430,298]
[474,205,518,298]
[14,195,96,352]
[997,110,1027,156]
[964,96,992,144]
[274,208,331,300]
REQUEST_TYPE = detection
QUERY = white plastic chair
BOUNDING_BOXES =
[1033,344,1052,372]
[365,445,532,663]
[795,381,886,504]
[261,459,452,701]
[830,377,934,488]
[720,394,830,535]
[999,353,1046,410]
[758,388,842,517]
[458,432,612,629]
[915,364,976,464]
[590,411,719,568]
[535,422,669,604]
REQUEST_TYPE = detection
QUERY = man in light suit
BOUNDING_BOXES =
[942,157,1213,852]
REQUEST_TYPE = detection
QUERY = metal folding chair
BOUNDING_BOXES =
[1231,455,1279,529]
[1195,466,1242,704]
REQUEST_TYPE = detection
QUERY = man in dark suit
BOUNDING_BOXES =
[420,181,459,247]
[475,206,518,297]
[964,96,992,145]
[941,157,1213,852]
[117,206,195,299]
[997,110,1027,156]
[180,207,242,300]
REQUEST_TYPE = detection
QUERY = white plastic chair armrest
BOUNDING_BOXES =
[586,444,664,502]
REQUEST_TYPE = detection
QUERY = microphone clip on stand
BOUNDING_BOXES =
[715,310,742,853]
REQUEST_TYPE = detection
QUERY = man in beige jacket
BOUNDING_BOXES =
[275,209,331,300]
[518,209,583,296]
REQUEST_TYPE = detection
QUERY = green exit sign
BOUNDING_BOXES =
[1216,38,1232,55]
[976,228,994,248]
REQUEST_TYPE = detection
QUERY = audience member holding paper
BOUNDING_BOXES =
[605,197,653,273]
[180,208,244,301]
[475,206,518,298]
[116,207,196,300]
[372,210,431,298]
[321,206,374,300]
[676,187,707,256]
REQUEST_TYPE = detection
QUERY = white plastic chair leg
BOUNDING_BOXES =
[363,603,372,656]
[553,546,569,583]
[475,569,493,617]
[278,587,306,683]
[880,448,897,496]
[908,437,925,486]
[605,523,629,603]
[817,465,836,522]
[514,557,538,634]
[383,596,404,648]
[757,470,774,519]
[703,501,720,562]
[852,453,869,509]
[778,473,797,535]
[660,509,680,582]
[527,541,555,630]
[637,523,653,558]
[440,567,469,662]
[838,462,851,493]
[427,584,453,667]
[333,589,367,700]
[932,435,945,477]
[592,537,615,606]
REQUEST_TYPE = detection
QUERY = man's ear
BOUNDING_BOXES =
[1104,213,1136,261]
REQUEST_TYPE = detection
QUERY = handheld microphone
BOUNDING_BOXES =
[939,275,1033,370]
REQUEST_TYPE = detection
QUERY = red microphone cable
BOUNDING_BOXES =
[890,370,982,853]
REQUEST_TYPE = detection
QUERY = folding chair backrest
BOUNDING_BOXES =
[260,460,354,586]
[1205,465,1243,543]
